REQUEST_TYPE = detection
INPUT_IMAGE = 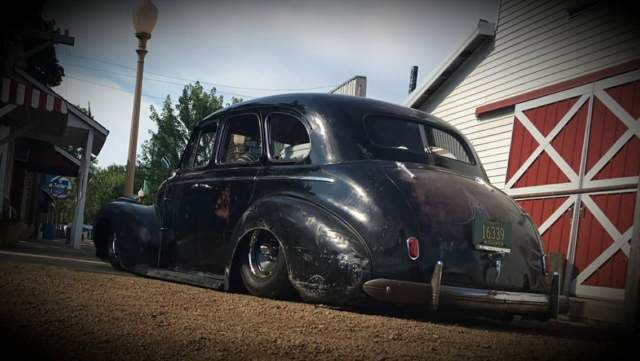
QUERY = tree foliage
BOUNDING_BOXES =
[83,165,146,223]
[82,82,241,221]
[84,165,125,223]
[0,0,65,86]
[24,18,65,87]
[139,82,241,197]
[49,165,129,225]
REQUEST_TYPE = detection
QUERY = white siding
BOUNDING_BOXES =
[330,76,367,97]
[417,0,640,189]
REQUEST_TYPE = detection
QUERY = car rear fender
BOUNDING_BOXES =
[227,195,372,304]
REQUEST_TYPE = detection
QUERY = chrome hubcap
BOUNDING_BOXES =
[249,231,279,277]
[111,233,119,260]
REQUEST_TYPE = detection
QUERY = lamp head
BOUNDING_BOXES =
[133,0,158,37]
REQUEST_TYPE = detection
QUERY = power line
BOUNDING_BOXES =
[63,74,255,101]
[58,53,337,92]
[62,62,254,98]
[63,74,166,101]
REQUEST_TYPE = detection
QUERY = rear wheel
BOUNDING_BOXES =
[107,232,124,270]
[240,230,296,299]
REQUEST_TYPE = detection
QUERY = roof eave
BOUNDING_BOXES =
[403,19,495,109]
[14,67,110,137]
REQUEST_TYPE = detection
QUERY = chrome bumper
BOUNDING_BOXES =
[363,262,562,318]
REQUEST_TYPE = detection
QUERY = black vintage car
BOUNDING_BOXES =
[94,93,559,319]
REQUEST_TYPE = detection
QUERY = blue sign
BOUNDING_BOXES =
[47,176,72,199]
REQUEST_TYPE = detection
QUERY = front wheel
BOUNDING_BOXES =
[107,232,124,270]
[240,230,296,299]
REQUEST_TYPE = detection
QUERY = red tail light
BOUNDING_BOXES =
[406,237,420,260]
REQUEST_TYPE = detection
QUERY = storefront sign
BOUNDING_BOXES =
[47,176,72,199]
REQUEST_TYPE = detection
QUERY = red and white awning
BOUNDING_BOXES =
[1,77,67,114]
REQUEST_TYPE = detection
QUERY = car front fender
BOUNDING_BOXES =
[93,198,161,268]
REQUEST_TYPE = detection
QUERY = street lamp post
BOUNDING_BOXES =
[124,0,158,197]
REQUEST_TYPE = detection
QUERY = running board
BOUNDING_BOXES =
[132,265,224,290]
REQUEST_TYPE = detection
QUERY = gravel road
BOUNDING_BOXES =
[0,261,635,361]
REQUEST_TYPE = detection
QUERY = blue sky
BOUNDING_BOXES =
[45,0,498,167]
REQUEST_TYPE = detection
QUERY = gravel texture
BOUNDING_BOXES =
[0,261,635,361]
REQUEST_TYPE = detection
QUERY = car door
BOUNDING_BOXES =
[172,113,264,276]
[164,120,221,272]
[201,112,264,274]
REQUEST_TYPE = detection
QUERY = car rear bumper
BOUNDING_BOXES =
[362,261,563,318]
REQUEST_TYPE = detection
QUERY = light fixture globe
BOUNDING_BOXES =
[133,0,158,36]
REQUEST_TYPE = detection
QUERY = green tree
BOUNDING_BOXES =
[83,165,146,223]
[139,82,241,198]
[83,165,125,223]
[1,0,65,86]
[23,17,65,86]
[78,83,240,220]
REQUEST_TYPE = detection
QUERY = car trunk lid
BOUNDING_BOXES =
[385,162,547,293]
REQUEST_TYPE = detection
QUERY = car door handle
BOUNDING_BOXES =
[191,183,212,190]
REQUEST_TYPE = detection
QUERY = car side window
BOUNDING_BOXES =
[220,114,262,164]
[192,127,217,168]
[267,113,310,162]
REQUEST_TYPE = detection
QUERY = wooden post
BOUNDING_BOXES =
[71,129,93,249]
[624,181,640,332]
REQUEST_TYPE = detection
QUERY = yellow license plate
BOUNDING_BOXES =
[472,217,512,253]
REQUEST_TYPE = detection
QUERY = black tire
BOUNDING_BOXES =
[240,230,296,299]
[491,313,515,324]
[107,232,124,270]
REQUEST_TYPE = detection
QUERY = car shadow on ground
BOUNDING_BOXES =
[292,300,635,343]
[6,239,634,344]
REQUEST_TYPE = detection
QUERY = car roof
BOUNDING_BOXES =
[196,93,479,167]
[200,93,457,133]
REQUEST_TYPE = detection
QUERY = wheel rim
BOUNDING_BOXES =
[248,231,280,278]
[110,233,120,262]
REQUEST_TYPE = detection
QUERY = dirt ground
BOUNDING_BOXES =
[0,261,636,361]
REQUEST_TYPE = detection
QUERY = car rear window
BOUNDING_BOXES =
[429,128,471,163]
[365,116,424,153]
[364,116,473,164]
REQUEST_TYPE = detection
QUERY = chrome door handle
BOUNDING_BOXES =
[191,183,212,190]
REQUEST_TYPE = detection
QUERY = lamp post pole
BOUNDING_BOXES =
[124,0,157,197]
[124,32,150,197]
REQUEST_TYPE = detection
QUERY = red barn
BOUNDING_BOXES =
[406,0,640,327]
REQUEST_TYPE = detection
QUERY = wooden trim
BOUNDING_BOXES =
[624,181,640,332]
[475,58,640,117]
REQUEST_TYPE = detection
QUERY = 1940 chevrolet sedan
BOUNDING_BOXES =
[94,93,560,319]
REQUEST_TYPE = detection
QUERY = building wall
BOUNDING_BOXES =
[417,0,640,189]
[330,76,367,97]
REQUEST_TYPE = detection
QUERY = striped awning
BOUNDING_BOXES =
[1,77,67,114]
